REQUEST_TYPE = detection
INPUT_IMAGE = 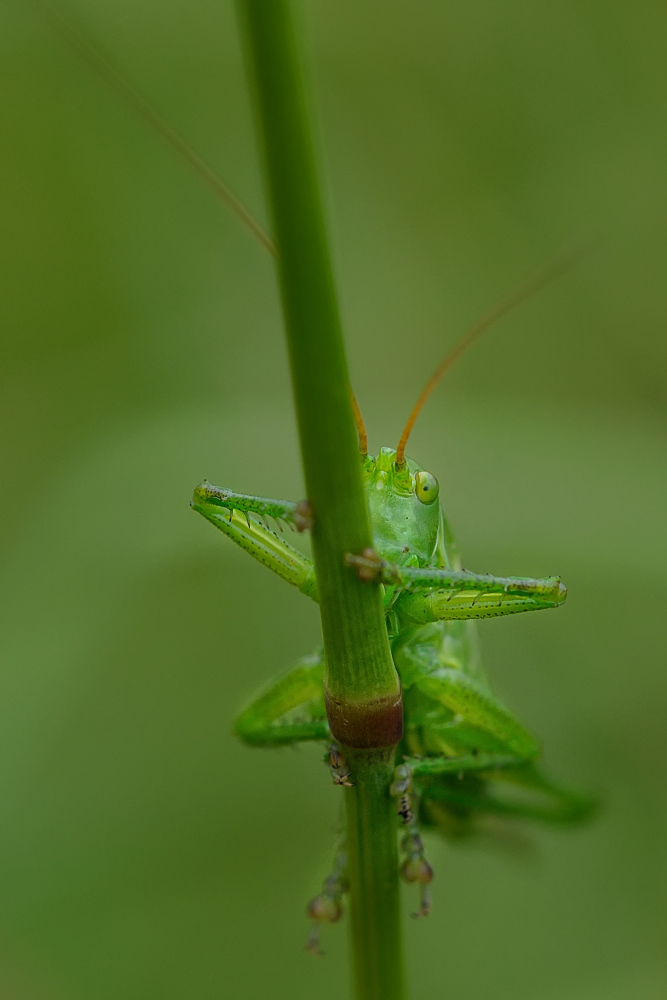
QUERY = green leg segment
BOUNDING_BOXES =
[488,761,599,822]
[193,482,312,529]
[411,669,539,759]
[395,565,565,603]
[398,587,564,621]
[234,651,329,746]
[423,771,596,825]
[406,752,527,779]
[192,482,318,600]
[347,551,566,619]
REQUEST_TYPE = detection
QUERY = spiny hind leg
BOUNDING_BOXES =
[486,761,598,823]
[233,650,329,746]
[421,763,596,826]
[409,667,539,760]
[404,665,594,822]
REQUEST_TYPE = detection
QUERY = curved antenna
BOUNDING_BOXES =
[42,1,380,458]
[40,1,381,453]
[395,248,581,466]
[349,389,368,456]
[37,0,275,255]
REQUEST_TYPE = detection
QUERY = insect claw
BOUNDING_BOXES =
[327,744,355,787]
[295,499,313,532]
[245,512,251,529]
[332,770,355,787]
[344,548,394,583]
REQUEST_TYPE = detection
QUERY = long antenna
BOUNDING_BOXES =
[42,2,574,464]
[39,2,375,456]
[395,247,583,466]
[36,0,275,254]
[350,389,368,456]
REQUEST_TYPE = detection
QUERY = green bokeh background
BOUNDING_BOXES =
[2,1,666,997]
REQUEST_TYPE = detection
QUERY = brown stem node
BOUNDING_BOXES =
[324,688,403,749]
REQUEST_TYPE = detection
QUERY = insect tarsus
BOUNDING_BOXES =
[326,744,355,787]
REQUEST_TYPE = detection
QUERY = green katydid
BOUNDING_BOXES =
[43,0,594,943]
[192,355,593,929]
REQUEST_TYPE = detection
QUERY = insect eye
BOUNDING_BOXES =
[414,471,439,505]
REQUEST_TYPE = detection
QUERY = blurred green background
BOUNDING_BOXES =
[1,0,666,997]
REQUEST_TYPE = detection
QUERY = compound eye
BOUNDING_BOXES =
[415,471,439,505]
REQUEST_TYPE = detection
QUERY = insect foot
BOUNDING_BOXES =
[399,831,434,919]
[294,499,313,532]
[344,547,383,581]
[305,849,348,955]
[325,743,355,787]
[344,547,399,584]
[390,763,414,823]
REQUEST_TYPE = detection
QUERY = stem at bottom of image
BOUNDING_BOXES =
[345,747,406,1000]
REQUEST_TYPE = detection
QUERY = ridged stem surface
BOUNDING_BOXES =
[237,3,406,998]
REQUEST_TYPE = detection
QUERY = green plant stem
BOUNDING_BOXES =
[236,0,400,747]
[345,749,406,1000]
[236,2,406,998]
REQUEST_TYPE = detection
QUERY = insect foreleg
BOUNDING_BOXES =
[192,483,317,600]
[234,652,328,746]
[347,551,565,616]
[193,483,312,530]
